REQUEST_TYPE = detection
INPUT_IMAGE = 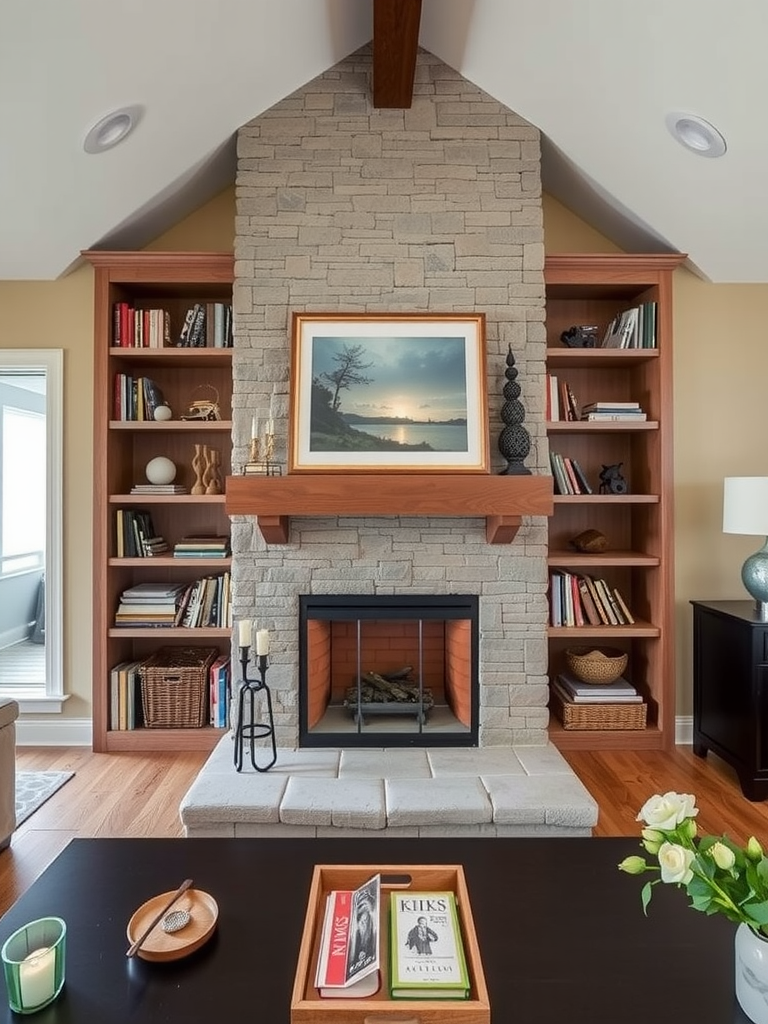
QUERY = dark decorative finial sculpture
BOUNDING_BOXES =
[498,344,531,475]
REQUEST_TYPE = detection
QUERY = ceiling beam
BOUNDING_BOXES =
[373,0,423,108]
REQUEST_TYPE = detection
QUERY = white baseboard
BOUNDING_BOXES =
[675,715,693,746]
[16,717,91,746]
[0,626,32,649]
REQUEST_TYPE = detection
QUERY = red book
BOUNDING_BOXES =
[316,889,352,987]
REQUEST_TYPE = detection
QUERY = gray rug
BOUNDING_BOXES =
[15,771,74,827]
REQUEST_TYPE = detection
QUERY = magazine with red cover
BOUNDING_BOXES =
[315,874,380,996]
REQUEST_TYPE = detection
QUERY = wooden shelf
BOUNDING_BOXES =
[87,250,235,754]
[548,620,660,638]
[109,558,232,569]
[110,420,232,432]
[552,494,659,505]
[225,473,554,544]
[544,252,685,755]
[103,726,226,753]
[547,421,658,433]
[548,550,660,568]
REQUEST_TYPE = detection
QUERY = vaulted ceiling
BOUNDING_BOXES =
[2,0,764,282]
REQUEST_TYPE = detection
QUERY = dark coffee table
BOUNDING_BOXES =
[0,837,748,1022]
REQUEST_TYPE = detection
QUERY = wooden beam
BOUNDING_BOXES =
[373,0,422,108]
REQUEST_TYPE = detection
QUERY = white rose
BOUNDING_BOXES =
[710,841,736,871]
[637,792,699,831]
[658,842,695,884]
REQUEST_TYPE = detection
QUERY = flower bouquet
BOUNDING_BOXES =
[619,791,768,1024]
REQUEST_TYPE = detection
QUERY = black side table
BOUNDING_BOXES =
[691,599,768,801]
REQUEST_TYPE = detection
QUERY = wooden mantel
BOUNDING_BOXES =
[225,474,553,544]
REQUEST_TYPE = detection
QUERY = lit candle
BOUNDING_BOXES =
[255,629,270,656]
[238,619,252,648]
[18,947,55,1009]
[251,416,258,440]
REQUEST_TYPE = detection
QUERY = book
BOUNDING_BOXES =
[581,401,641,411]
[315,874,381,995]
[580,412,647,421]
[552,679,642,706]
[389,890,470,1000]
[556,671,639,700]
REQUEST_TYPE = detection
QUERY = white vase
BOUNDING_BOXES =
[735,923,768,1024]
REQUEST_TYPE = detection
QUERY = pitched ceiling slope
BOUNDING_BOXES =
[2,0,765,282]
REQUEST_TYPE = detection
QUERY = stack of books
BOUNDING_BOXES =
[114,582,187,628]
[130,483,188,495]
[551,670,642,706]
[315,874,381,998]
[173,536,230,558]
[580,401,646,421]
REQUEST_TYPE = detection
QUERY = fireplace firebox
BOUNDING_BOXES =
[299,595,479,748]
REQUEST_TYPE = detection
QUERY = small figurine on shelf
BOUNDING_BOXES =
[203,447,223,495]
[599,463,628,495]
[191,444,206,495]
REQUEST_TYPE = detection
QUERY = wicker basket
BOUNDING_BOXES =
[565,646,628,685]
[139,646,218,728]
[550,687,647,730]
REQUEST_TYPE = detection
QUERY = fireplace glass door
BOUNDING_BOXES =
[299,595,479,748]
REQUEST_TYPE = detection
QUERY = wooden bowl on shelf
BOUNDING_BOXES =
[565,646,628,685]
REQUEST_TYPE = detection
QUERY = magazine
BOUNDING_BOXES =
[315,874,381,996]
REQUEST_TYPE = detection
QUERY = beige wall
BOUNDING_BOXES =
[1,184,758,728]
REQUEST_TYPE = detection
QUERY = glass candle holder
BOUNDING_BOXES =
[1,917,66,1014]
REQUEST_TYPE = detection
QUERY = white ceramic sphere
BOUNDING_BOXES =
[145,456,177,485]
[153,405,172,422]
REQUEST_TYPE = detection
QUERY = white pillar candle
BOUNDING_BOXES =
[19,947,55,1008]
[238,619,252,648]
[251,416,258,440]
[255,629,270,656]
[266,418,275,437]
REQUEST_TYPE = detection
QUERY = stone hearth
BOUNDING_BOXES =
[180,738,598,838]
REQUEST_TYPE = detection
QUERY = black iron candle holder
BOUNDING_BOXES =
[233,647,277,772]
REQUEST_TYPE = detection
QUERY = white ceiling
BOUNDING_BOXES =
[2,0,764,282]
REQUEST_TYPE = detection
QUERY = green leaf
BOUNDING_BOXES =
[641,880,655,915]
[744,901,768,926]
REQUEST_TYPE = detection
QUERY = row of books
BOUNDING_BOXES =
[108,652,231,730]
[551,670,642,706]
[112,304,171,348]
[550,452,592,495]
[115,509,168,558]
[113,374,166,421]
[549,571,635,628]
[176,302,233,348]
[111,301,233,348]
[545,374,579,422]
[114,575,232,629]
[314,873,469,1001]
[601,301,657,349]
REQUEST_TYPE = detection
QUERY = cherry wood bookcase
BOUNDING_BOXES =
[86,252,234,752]
[544,253,685,752]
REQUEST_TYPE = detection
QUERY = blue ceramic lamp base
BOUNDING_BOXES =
[742,537,768,621]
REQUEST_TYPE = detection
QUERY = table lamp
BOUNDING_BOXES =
[723,476,768,619]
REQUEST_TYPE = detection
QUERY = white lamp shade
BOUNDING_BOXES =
[723,477,768,535]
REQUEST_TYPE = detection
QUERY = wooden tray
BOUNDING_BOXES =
[126,887,218,962]
[291,864,490,1024]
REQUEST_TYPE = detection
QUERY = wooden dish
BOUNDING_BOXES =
[126,888,218,962]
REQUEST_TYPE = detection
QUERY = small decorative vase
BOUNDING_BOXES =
[735,923,768,1024]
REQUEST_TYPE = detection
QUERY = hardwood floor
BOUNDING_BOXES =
[1,743,768,917]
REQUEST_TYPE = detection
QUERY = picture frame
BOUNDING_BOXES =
[289,312,489,473]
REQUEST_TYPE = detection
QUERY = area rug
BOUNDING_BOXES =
[15,771,74,828]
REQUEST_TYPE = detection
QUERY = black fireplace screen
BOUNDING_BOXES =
[298,594,479,748]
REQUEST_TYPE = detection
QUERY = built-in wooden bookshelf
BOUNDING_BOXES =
[544,253,685,752]
[86,252,234,752]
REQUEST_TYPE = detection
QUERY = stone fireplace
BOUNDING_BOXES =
[299,594,479,748]
[228,44,550,751]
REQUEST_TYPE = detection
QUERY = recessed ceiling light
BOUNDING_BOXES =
[83,106,142,154]
[665,112,727,158]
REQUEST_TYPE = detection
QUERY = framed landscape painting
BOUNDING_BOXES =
[289,312,489,473]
